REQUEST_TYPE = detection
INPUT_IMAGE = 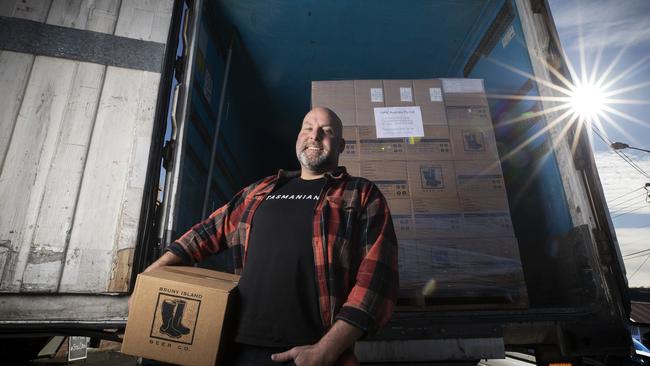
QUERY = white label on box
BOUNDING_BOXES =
[429,87,443,102]
[370,88,384,102]
[442,79,484,93]
[502,25,515,48]
[374,107,424,138]
[400,87,413,102]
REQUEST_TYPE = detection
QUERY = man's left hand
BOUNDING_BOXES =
[271,344,333,366]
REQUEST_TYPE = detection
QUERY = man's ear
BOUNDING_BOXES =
[338,137,346,153]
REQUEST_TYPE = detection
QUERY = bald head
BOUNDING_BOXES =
[310,106,342,134]
[295,107,346,179]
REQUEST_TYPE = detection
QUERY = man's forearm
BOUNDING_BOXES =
[143,251,183,272]
[316,320,364,364]
[271,319,364,365]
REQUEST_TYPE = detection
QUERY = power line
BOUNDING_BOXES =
[619,149,650,179]
[613,148,650,180]
[609,192,646,208]
[610,201,648,214]
[591,127,650,179]
[625,252,650,261]
[608,187,645,203]
[612,205,648,219]
[624,248,650,258]
[628,254,650,280]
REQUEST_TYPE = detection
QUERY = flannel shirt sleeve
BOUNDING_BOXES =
[335,184,399,334]
[164,180,260,265]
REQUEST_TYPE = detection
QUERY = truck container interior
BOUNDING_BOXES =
[169,0,597,315]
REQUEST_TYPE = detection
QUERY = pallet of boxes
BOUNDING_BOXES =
[312,78,528,308]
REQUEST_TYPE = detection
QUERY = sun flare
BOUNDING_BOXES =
[569,81,607,122]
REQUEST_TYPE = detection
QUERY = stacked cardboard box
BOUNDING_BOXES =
[312,78,527,307]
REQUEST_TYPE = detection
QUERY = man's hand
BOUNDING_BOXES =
[127,251,184,313]
[271,320,364,365]
[271,344,332,366]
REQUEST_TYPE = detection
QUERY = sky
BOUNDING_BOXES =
[548,0,650,288]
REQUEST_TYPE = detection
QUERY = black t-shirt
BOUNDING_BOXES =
[234,177,326,347]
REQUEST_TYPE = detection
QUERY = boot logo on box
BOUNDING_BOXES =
[150,293,201,345]
[420,166,444,189]
[462,130,485,152]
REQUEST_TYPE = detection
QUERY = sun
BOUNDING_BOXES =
[569,81,607,122]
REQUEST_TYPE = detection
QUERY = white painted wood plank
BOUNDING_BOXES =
[46,0,120,34]
[60,66,160,292]
[0,56,77,292]
[0,0,52,21]
[114,0,173,43]
[20,62,105,292]
[0,294,128,321]
[108,68,158,292]
[0,51,34,173]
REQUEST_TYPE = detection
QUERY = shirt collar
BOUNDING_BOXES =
[276,166,349,181]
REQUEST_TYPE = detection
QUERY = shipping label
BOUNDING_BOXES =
[429,87,443,102]
[400,87,413,102]
[370,88,384,102]
[374,106,424,138]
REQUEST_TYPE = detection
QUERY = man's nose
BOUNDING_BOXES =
[308,127,323,140]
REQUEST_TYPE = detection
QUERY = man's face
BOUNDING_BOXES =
[295,108,345,173]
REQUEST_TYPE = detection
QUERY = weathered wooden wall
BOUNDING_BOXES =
[0,0,173,295]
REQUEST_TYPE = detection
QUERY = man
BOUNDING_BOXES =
[136,107,398,365]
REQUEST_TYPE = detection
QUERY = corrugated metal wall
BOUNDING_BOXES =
[0,0,174,294]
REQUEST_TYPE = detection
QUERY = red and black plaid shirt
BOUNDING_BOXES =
[166,167,398,364]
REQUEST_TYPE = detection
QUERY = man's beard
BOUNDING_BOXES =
[298,146,333,172]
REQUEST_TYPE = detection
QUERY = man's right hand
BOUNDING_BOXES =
[127,251,184,313]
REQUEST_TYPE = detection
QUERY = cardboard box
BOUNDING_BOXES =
[462,212,515,237]
[441,78,488,107]
[398,239,426,290]
[444,93,489,107]
[446,106,491,127]
[122,267,239,366]
[361,160,407,181]
[374,182,410,200]
[402,237,526,303]
[387,198,415,240]
[340,126,359,160]
[362,159,409,198]
[413,212,463,238]
[384,80,415,107]
[455,160,509,212]
[340,160,360,176]
[405,125,452,160]
[359,135,407,160]
[398,239,437,291]
[407,161,457,198]
[311,80,356,126]
[413,79,447,125]
[411,196,461,214]
[357,125,377,139]
[449,126,499,160]
[354,80,385,126]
